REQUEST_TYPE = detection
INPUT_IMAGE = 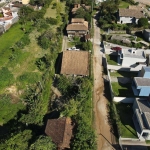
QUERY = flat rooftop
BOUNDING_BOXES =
[122,49,145,59]
[134,77,150,86]
[61,51,89,76]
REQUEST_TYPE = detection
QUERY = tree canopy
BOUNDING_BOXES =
[138,18,149,27]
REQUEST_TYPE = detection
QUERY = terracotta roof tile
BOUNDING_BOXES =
[61,51,89,76]
[45,117,73,149]
[119,8,144,18]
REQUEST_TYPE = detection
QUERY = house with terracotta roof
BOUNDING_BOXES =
[0,6,18,31]
[118,8,145,24]
[61,50,89,76]
[66,18,88,37]
[45,117,73,149]
[72,4,91,14]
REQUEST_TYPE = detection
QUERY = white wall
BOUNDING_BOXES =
[113,97,135,103]
[119,16,139,24]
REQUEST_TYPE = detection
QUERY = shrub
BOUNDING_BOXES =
[0,67,14,89]
[46,17,58,25]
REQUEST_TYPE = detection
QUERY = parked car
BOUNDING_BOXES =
[111,47,122,51]
[71,47,76,50]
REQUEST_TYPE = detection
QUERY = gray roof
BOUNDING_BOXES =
[144,112,150,129]
[134,77,150,86]
[144,29,150,32]
[137,99,150,113]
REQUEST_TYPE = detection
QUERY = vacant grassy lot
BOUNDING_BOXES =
[111,82,134,96]
[44,0,66,18]
[106,54,118,65]
[0,23,24,66]
[119,1,130,8]
[110,71,138,78]
[115,103,137,138]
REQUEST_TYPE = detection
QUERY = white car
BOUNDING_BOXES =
[71,47,76,50]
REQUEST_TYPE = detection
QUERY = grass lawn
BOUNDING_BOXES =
[110,71,138,78]
[119,1,130,8]
[44,0,57,18]
[106,54,117,65]
[0,23,24,66]
[111,82,134,96]
[44,0,66,18]
[115,103,137,138]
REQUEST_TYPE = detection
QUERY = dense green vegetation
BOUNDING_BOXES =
[54,76,96,149]
[0,0,96,149]
[0,0,65,148]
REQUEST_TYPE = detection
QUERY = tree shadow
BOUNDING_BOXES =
[55,52,63,74]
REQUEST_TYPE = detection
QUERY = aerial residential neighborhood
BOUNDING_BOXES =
[1,0,150,149]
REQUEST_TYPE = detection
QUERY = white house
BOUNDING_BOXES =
[0,6,18,31]
[118,8,144,24]
[117,48,146,70]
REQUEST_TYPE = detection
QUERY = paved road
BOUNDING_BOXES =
[92,17,116,150]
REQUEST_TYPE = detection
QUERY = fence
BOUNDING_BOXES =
[113,97,135,103]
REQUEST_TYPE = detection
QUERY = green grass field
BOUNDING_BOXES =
[106,54,118,65]
[119,1,130,8]
[111,82,134,96]
[44,0,66,18]
[115,103,137,138]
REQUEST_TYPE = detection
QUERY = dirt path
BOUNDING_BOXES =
[93,17,114,150]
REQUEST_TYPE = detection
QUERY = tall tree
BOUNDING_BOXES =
[30,136,56,150]
[0,130,32,150]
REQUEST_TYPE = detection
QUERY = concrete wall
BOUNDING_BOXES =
[139,87,150,96]
[113,97,135,103]
[107,65,143,72]
[143,72,150,78]
[119,16,138,24]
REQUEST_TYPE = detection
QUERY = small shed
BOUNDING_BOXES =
[45,117,73,149]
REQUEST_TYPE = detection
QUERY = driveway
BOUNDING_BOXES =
[92,17,116,150]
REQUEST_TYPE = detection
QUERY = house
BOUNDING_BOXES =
[72,4,91,14]
[138,66,150,78]
[45,117,73,149]
[61,50,89,76]
[117,48,146,70]
[0,6,18,31]
[133,98,150,140]
[118,8,144,24]
[132,77,150,96]
[143,29,150,42]
[66,18,88,37]
[132,66,150,96]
